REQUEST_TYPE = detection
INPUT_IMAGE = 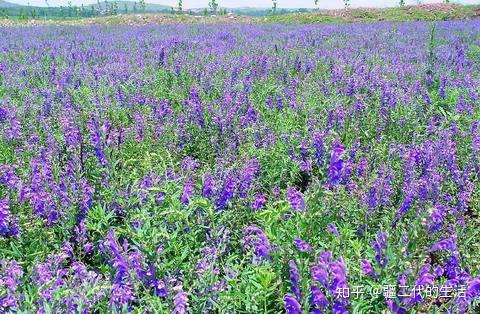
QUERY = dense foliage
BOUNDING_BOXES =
[0,21,479,313]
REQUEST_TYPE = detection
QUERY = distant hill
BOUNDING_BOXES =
[0,1,304,16]
[0,0,173,18]
[87,1,172,12]
[4,1,477,22]
[0,0,172,11]
[0,0,20,8]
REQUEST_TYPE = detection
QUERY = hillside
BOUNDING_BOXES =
[88,1,171,12]
[0,0,173,19]
[0,0,20,8]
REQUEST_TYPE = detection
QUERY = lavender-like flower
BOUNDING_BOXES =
[371,231,388,268]
[313,131,325,167]
[202,174,213,199]
[429,238,456,253]
[287,187,306,212]
[0,199,18,238]
[156,192,166,205]
[327,139,345,186]
[357,157,368,177]
[215,176,235,210]
[293,238,313,253]
[467,277,480,299]
[386,300,406,314]
[173,285,188,314]
[289,260,302,300]
[86,118,108,167]
[181,156,199,173]
[0,165,21,191]
[329,258,349,299]
[360,258,378,279]
[428,204,447,233]
[110,282,135,309]
[406,264,434,306]
[242,225,272,263]
[251,193,267,210]
[327,223,340,238]
[5,111,22,140]
[104,230,130,283]
[284,294,301,314]
[238,158,260,198]
[180,178,194,206]
[0,260,23,311]
[332,301,349,314]
[310,285,328,311]
[311,264,329,288]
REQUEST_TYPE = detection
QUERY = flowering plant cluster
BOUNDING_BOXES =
[0,21,479,312]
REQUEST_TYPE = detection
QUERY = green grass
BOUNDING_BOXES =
[1,4,479,26]
[264,5,480,24]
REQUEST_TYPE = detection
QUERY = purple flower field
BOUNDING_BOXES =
[0,21,479,313]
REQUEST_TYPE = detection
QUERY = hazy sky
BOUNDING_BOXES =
[8,0,479,9]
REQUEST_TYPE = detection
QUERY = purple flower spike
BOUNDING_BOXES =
[202,175,213,199]
[180,179,194,206]
[327,223,340,238]
[289,260,302,300]
[284,294,301,314]
[294,238,313,253]
[371,232,388,268]
[360,259,378,279]
[215,176,235,210]
[287,187,306,211]
[310,285,328,310]
[332,301,349,314]
[467,277,480,299]
[313,131,325,167]
[251,193,267,210]
[429,238,456,253]
[0,199,19,238]
[173,286,188,314]
[242,225,272,263]
[0,260,23,311]
[386,300,406,314]
[327,139,345,186]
